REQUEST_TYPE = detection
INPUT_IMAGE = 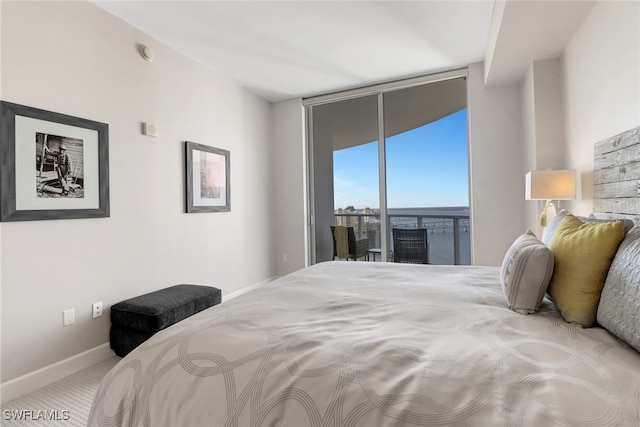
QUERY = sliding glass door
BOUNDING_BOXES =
[310,95,379,263]
[383,79,470,265]
[307,72,470,265]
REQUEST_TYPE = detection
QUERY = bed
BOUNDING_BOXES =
[88,257,640,426]
[88,127,640,427]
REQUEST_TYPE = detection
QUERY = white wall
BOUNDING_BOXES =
[1,1,274,386]
[494,1,639,239]
[521,65,538,231]
[467,63,526,266]
[562,1,640,215]
[0,0,4,393]
[271,99,307,276]
[531,59,566,171]
[521,58,566,234]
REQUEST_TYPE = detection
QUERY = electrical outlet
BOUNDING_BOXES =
[63,309,75,326]
[92,302,103,319]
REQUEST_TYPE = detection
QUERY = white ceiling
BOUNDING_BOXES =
[93,1,495,103]
[93,1,596,103]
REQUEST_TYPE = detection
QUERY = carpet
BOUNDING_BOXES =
[1,357,119,427]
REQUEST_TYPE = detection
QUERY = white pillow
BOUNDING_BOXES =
[501,230,555,314]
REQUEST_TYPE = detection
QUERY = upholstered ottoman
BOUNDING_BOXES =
[110,284,222,357]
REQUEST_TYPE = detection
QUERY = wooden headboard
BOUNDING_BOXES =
[594,126,640,220]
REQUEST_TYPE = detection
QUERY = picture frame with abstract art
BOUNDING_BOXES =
[185,141,230,213]
[0,101,110,221]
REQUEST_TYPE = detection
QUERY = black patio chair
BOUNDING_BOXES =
[392,228,429,264]
[331,226,368,261]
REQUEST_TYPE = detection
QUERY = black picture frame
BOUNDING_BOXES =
[185,141,230,213]
[0,101,110,221]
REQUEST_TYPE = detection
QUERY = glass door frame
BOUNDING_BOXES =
[376,94,389,261]
[304,68,468,265]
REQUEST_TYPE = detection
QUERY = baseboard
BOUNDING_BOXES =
[0,277,276,404]
[0,343,115,404]
[223,276,277,301]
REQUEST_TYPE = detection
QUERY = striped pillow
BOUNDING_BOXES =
[501,230,555,314]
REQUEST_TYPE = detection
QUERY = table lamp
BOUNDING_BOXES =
[525,170,576,227]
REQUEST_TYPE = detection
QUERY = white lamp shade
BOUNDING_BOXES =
[525,170,576,200]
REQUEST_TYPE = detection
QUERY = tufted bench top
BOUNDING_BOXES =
[110,284,221,356]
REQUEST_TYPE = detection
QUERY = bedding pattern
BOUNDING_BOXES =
[88,262,640,427]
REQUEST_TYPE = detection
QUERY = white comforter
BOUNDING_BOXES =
[88,261,640,426]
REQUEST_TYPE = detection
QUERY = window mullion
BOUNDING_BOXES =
[377,93,388,262]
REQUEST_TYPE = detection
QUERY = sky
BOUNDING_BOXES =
[333,109,469,209]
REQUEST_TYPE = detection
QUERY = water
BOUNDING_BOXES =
[340,207,472,265]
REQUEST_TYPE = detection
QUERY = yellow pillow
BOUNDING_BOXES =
[548,214,625,327]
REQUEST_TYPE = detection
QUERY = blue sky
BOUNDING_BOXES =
[333,109,469,209]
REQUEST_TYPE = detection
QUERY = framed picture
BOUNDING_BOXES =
[0,101,109,221]
[185,141,230,213]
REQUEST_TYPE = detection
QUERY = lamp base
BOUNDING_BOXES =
[539,200,557,228]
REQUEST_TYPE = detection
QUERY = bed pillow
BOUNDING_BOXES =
[541,209,574,246]
[501,230,554,314]
[548,214,625,327]
[597,226,640,352]
[541,209,634,247]
[589,212,638,226]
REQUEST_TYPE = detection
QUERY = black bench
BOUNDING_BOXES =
[110,284,222,357]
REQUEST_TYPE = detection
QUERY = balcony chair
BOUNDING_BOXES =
[392,228,429,264]
[331,226,368,261]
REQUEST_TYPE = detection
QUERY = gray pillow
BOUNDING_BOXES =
[590,212,639,225]
[542,209,635,247]
[501,230,555,314]
[597,226,640,352]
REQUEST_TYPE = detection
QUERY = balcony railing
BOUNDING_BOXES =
[334,210,471,265]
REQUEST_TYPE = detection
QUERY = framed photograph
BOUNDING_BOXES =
[185,141,230,213]
[185,141,231,213]
[0,101,109,221]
